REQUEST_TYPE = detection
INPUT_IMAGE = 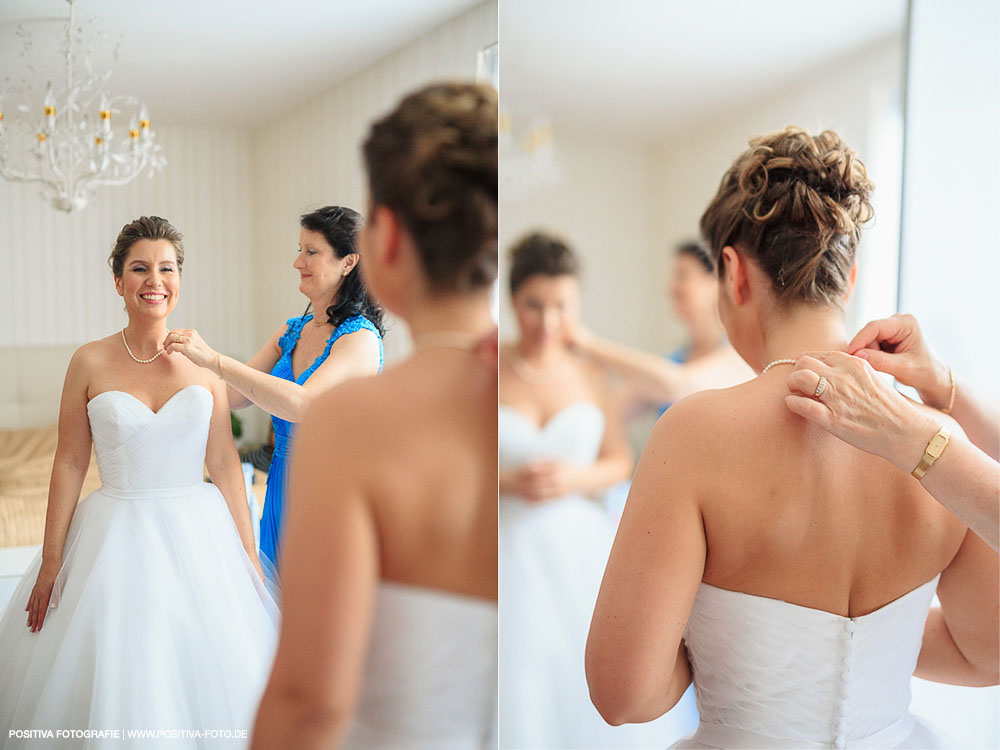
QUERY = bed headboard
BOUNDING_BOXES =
[0,346,77,429]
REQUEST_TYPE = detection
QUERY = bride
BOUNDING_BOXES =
[0,216,279,747]
[251,82,498,749]
[499,232,697,748]
[587,127,998,749]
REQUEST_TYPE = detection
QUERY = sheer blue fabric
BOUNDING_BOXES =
[259,313,383,572]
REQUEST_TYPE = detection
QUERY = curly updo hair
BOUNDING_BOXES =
[300,206,385,336]
[700,126,874,307]
[508,231,581,295]
[109,216,184,278]
[362,82,497,295]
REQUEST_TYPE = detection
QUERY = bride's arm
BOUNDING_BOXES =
[252,381,378,749]
[204,379,261,575]
[27,346,95,632]
[586,395,708,725]
[914,527,999,686]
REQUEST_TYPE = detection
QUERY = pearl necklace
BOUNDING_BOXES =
[413,331,478,353]
[121,328,164,364]
[509,355,569,384]
[761,358,797,374]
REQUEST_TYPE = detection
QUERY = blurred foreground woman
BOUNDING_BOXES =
[252,83,498,750]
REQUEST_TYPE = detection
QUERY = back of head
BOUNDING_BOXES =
[362,83,498,295]
[700,126,874,307]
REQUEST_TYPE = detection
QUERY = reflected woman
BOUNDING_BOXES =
[499,232,693,748]
[568,241,752,413]
[164,206,384,571]
[252,83,498,749]
[587,127,998,749]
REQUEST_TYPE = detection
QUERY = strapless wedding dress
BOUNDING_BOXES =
[342,581,498,749]
[0,385,279,748]
[499,402,697,749]
[673,576,948,749]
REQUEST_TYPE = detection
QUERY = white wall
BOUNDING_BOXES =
[901,3,1000,741]
[900,0,999,402]
[250,0,498,365]
[651,36,904,353]
[498,129,660,350]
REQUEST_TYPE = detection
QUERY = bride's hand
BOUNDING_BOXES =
[563,319,594,353]
[163,328,218,371]
[515,460,577,502]
[25,559,60,633]
[784,352,941,472]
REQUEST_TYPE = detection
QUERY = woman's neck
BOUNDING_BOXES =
[405,291,495,342]
[513,338,569,368]
[124,318,169,358]
[756,305,848,371]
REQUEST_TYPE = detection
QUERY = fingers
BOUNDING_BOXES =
[787,368,824,398]
[793,354,834,375]
[854,347,902,378]
[847,315,912,355]
[784,394,832,428]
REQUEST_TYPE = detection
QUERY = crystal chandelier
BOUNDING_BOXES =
[0,0,165,213]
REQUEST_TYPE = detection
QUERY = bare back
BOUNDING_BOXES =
[693,371,966,618]
[352,350,497,601]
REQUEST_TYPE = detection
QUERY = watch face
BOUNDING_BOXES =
[927,429,950,458]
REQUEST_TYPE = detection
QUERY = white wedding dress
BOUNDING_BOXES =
[343,581,498,749]
[673,576,949,749]
[499,401,697,749]
[0,385,279,749]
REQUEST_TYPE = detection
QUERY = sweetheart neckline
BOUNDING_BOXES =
[698,573,941,621]
[498,400,604,430]
[87,383,212,416]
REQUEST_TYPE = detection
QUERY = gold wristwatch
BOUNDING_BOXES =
[912,427,950,480]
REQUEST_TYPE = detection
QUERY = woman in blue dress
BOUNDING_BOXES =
[165,206,384,571]
[568,241,752,412]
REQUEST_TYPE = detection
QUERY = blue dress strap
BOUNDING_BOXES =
[278,315,307,356]
[326,315,383,367]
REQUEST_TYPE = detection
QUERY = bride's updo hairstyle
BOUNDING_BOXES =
[362,82,497,294]
[508,231,580,295]
[700,126,874,308]
[109,216,184,278]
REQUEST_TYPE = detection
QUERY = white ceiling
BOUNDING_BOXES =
[501,0,905,139]
[0,0,481,126]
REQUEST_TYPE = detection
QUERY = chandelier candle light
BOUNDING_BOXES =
[0,0,165,212]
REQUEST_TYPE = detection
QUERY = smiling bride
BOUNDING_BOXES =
[0,216,279,747]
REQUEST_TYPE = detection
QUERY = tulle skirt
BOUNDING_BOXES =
[499,494,698,749]
[0,482,280,749]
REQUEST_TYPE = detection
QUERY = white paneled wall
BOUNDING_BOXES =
[251,0,498,363]
[0,127,257,361]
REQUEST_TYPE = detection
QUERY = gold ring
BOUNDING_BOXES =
[813,376,828,398]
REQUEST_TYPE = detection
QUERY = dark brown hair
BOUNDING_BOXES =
[700,126,873,307]
[362,82,497,294]
[508,231,580,295]
[299,206,384,336]
[108,216,184,278]
[677,240,714,274]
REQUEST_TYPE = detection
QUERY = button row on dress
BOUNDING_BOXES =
[832,619,858,749]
